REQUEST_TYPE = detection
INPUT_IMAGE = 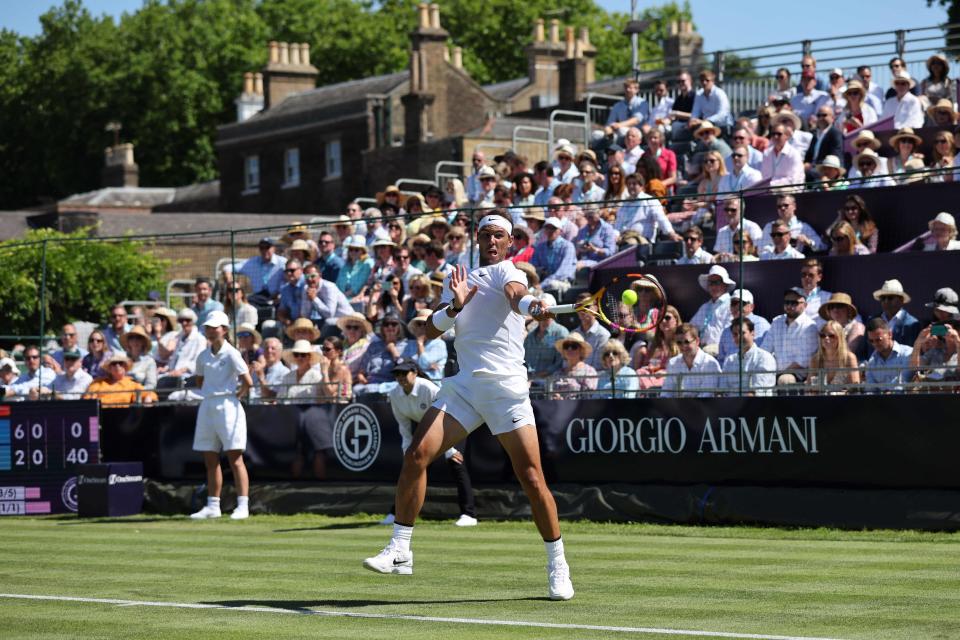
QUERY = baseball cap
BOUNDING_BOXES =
[0,357,19,375]
[62,348,82,360]
[731,289,754,304]
[926,287,959,315]
[258,237,275,247]
[783,287,806,299]
[605,143,624,153]
[544,216,564,229]
[203,310,230,328]
[392,357,420,374]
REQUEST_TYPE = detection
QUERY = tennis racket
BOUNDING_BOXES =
[546,273,667,334]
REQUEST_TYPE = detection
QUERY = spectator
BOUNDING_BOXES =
[697,150,727,204]
[626,276,664,342]
[368,238,397,286]
[570,292,611,370]
[574,206,617,269]
[158,308,205,380]
[596,340,638,399]
[550,334,598,399]
[602,79,648,143]
[669,71,696,141]
[249,336,288,401]
[286,318,321,351]
[574,161,605,204]
[864,317,914,391]
[465,150,486,203]
[851,148,896,188]
[856,65,886,112]
[524,292,568,384]
[521,208,546,239]
[445,177,469,210]
[717,233,759,263]
[925,212,960,251]
[225,283,258,327]
[689,70,732,131]
[548,186,584,240]
[929,129,955,182]
[871,279,921,346]
[775,111,812,159]
[82,330,111,380]
[50,349,92,400]
[319,337,352,402]
[790,72,830,127]
[819,292,866,357]
[345,202,369,238]
[102,304,131,353]
[354,313,407,395]
[299,263,353,331]
[423,240,456,277]
[648,79,674,134]
[677,225,713,265]
[691,265,734,351]
[886,128,924,182]
[846,129,882,179]
[225,237,285,305]
[881,71,924,129]
[633,305,681,391]
[662,323,721,398]
[84,354,156,406]
[838,80,878,133]
[288,239,316,267]
[725,129,763,172]
[759,194,825,252]
[553,143,580,184]
[689,123,732,180]
[814,156,849,191]
[720,317,777,397]
[761,287,820,385]
[920,54,953,105]
[718,145,762,193]
[234,323,264,370]
[190,278,224,327]
[643,129,677,192]
[798,55,826,91]
[336,238,374,305]
[0,358,18,397]
[884,58,921,98]
[409,233,432,271]
[771,67,796,101]
[831,197,877,253]
[807,320,861,392]
[804,106,843,172]
[276,259,305,325]
[828,221,870,256]
[717,289,771,363]
[282,222,322,258]
[444,228,469,266]
[5,345,55,398]
[760,122,804,188]
[280,340,324,400]
[910,288,960,382]
[714,198,761,257]
[928,99,958,129]
[121,325,157,391]
[530,217,576,296]
[761,219,806,260]
[401,309,447,382]
[614,173,677,242]
[384,218,407,247]
[754,105,774,139]
[825,67,847,110]
[335,313,372,378]
[48,323,87,374]
[796,258,832,321]
[509,226,535,264]
[622,127,643,175]
[400,274,435,324]
[513,172,537,209]
[532,161,558,206]
[315,231,345,284]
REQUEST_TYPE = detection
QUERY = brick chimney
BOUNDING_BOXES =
[402,3,449,144]
[235,71,265,122]
[262,41,319,109]
[662,20,703,75]
[101,143,139,188]
[523,19,565,108]
[558,27,589,106]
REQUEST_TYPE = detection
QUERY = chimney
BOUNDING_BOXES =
[262,41,319,109]
[549,19,560,43]
[533,19,544,42]
[236,71,264,122]
[558,25,588,106]
[524,17,565,108]
[578,26,597,85]
[101,143,139,188]
[452,46,463,70]
[662,20,703,75]
[402,2,450,143]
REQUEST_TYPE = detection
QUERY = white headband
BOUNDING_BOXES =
[477,215,512,236]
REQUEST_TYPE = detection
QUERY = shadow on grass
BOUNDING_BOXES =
[273,522,381,533]
[57,517,171,525]
[205,596,550,610]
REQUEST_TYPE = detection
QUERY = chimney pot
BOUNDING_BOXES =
[443,46,450,62]
[549,19,560,43]
[429,3,440,29]
[418,3,430,29]
[269,41,279,63]
[564,26,575,58]
[243,72,254,94]
[575,39,583,59]
[253,72,263,95]
[410,49,421,90]
[301,43,311,66]
[279,41,290,65]
[534,19,545,43]
[579,27,590,46]
[290,42,301,65]
[453,46,463,70]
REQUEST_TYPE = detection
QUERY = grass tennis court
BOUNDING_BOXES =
[1,514,958,639]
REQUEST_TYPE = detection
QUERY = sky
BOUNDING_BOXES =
[1,0,948,54]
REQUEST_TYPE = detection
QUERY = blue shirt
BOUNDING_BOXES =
[192,299,224,326]
[864,342,914,390]
[574,220,617,262]
[596,366,639,398]
[10,366,57,396]
[523,321,569,376]
[691,86,732,127]
[278,278,305,320]
[316,253,345,284]
[238,254,286,296]
[533,181,557,207]
[401,339,448,381]
[606,96,649,128]
[530,237,576,286]
[360,336,409,384]
[717,313,772,363]
[336,258,373,297]
[102,324,131,354]
[614,196,674,241]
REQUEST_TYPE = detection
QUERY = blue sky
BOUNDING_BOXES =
[1,0,948,53]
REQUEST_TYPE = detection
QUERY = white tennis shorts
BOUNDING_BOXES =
[432,373,535,436]
[193,396,247,452]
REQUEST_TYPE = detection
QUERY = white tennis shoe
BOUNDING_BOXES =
[547,561,574,600]
[230,505,249,520]
[363,543,413,575]
[189,505,221,520]
[454,514,478,527]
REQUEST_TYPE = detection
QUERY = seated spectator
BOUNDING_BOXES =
[624,277,664,344]
[82,330,112,380]
[720,318,777,397]
[717,289,771,363]
[643,129,677,192]
[548,185,585,240]
[336,238,374,306]
[717,233,759,263]
[276,259,305,326]
[157,308,205,381]
[524,292,568,385]
[851,148,896,188]
[927,99,958,129]
[444,227,469,266]
[286,317,321,351]
[366,273,404,324]
[925,212,960,251]
[282,222,322,258]
[319,337,352,403]
[881,71,924,129]
[614,173,677,242]
[814,156,849,191]
[384,218,407,247]
[796,258,832,321]
[807,320,861,393]
[553,143,580,185]
[648,79,674,135]
[377,185,404,215]
[870,279,921,346]
[631,306,681,391]
[719,145,762,193]
[235,323,265,370]
[910,288,960,382]
[288,239,316,268]
[3,345,54,399]
[445,178,469,210]
[864,317,914,392]
[574,161,605,204]
[688,70,733,132]
[521,208,546,240]
[225,283,258,327]
[920,54,953,106]
[602,79,648,143]
[592,339,637,399]
[804,106,843,173]
[826,195,877,253]
[761,287,820,385]
[121,326,157,391]
[760,194,825,252]
[532,161,558,206]
[622,127,643,174]
[249,337,289,400]
[102,304,131,353]
[570,293,611,370]
[280,340,324,400]
[47,323,87,374]
[508,225,535,264]
[550,334,598,399]
[690,265,734,352]
[677,225,713,265]
[530,217,576,296]
[84,354,156,406]
[775,111,811,159]
[336,313,372,378]
[761,122,804,188]
[223,237,285,306]
[761,220,806,261]
[838,80,878,132]
[400,275,435,324]
[409,233,432,271]
[299,263,353,330]
[149,308,178,364]
[713,198,762,256]
[828,221,870,256]
[725,129,764,172]
[662,323,721,397]
[315,231,345,283]
[401,309,447,382]
[790,72,830,128]
[354,313,407,395]
[574,206,616,269]
[368,238,397,286]
[886,128,924,183]
[688,122,732,180]
[819,292,866,358]
[697,150,727,204]
[929,130,955,182]
[856,66,886,112]
[423,240,455,277]
[770,66,796,102]
[50,349,92,400]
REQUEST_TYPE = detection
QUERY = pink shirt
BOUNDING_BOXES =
[760,144,804,188]
[651,148,677,192]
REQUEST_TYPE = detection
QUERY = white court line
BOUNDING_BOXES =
[0,593,849,640]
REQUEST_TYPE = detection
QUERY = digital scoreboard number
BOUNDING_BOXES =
[0,401,100,515]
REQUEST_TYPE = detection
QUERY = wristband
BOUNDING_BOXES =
[518,294,538,316]
[431,308,456,332]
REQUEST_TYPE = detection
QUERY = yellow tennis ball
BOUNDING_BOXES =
[621,289,638,306]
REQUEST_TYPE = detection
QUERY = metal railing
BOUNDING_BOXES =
[434,160,469,189]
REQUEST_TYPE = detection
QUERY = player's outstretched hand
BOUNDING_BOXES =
[450,264,478,310]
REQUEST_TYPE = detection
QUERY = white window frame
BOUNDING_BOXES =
[243,155,260,194]
[325,139,342,180]
[283,147,300,188]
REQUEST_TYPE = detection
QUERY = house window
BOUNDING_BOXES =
[325,139,342,179]
[243,155,260,193]
[283,148,300,187]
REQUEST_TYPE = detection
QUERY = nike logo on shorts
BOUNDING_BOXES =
[512,417,522,423]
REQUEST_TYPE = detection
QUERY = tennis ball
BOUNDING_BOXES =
[621,289,638,306]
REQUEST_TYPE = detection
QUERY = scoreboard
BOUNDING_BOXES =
[0,401,100,516]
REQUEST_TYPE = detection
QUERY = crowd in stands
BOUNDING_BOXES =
[2,53,959,402]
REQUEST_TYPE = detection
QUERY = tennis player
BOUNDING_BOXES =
[363,213,574,601]
[189,310,254,520]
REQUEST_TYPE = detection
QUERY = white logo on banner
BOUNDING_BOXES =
[61,476,78,512]
[333,404,381,472]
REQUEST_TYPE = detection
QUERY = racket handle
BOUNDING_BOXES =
[546,304,577,314]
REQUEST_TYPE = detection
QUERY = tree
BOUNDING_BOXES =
[927,0,959,60]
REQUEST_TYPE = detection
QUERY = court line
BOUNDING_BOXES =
[0,593,849,640]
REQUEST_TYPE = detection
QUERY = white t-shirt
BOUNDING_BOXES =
[389,377,440,453]
[440,260,528,378]
[196,342,249,398]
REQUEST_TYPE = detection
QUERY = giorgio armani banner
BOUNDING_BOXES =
[98,396,960,490]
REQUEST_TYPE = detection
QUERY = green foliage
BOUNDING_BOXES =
[0,228,169,338]
[723,53,761,80]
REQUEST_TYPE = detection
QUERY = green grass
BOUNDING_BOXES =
[1,514,959,639]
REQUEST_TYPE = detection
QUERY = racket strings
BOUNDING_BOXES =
[601,291,626,327]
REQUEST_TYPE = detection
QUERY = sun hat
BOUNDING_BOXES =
[285,317,321,342]
[522,207,545,222]
[344,235,368,252]
[152,307,178,329]
[816,155,846,176]
[730,288,754,304]
[889,127,923,147]
[335,312,373,335]
[853,148,881,168]
[288,238,317,261]
[630,275,663,299]
[819,292,858,321]
[928,211,956,230]
[554,143,576,159]
[890,70,916,89]
[842,79,865,97]
[176,308,198,322]
[850,129,882,151]
[202,310,231,329]
[235,322,262,346]
[0,357,20,375]
[371,237,397,249]
[104,353,132,370]
[282,339,321,367]
[554,333,593,359]
[120,325,152,352]
[697,265,735,292]
[477,165,497,179]
[926,53,950,75]
[872,279,911,304]
[281,222,311,245]
[902,157,927,183]
[925,287,959,316]
[772,111,802,131]
[693,121,722,138]
[407,308,433,333]
[543,216,564,229]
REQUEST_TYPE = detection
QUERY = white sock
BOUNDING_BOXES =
[392,523,413,553]
[207,497,221,510]
[236,496,249,509]
[545,537,565,564]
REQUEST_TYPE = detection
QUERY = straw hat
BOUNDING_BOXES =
[772,111,802,131]
[693,121,722,138]
[371,237,397,249]
[872,279,911,304]
[853,148,881,168]
[522,207,545,222]
[816,155,846,176]
[104,353,132,370]
[333,214,354,228]
[926,287,959,316]
[0,357,19,375]
[629,274,663,299]
[285,317,321,342]
[152,307,178,329]
[406,308,433,333]
[697,265,735,292]
[335,312,373,335]
[818,292,858,321]
[235,322,262,346]
[841,79,865,98]
[889,127,922,147]
[288,238,317,261]
[926,98,958,121]
[554,333,593,359]
[926,53,950,76]
[902,157,927,183]
[119,325,152,352]
[281,222,311,245]
[282,339,321,367]
[344,236,368,253]
[890,70,916,89]
[554,143,576,159]
[850,129,881,151]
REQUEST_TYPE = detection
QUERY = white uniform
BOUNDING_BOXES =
[389,378,457,460]
[435,260,535,435]
[193,342,249,452]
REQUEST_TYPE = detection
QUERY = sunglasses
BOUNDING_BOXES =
[819,333,837,339]
[858,162,875,169]
[831,236,848,242]
[319,239,334,245]
[723,207,738,213]
[237,332,253,338]
[770,231,788,238]
[879,295,901,302]
[345,325,362,331]
[936,139,950,144]
[675,338,695,346]
[683,236,700,243]
[771,132,785,138]
[321,346,334,353]
[602,352,618,359]
[293,353,311,359]
[62,333,76,337]
[783,299,802,306]
[111,314,127,318]
[382,322,400,327]
[284,268,299,273]
[776,203,791,209]
[562,344,582,351]
[731,153,745,158]
[89,338,104,343]
[25,355,40,360]
[816,113,830,118]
